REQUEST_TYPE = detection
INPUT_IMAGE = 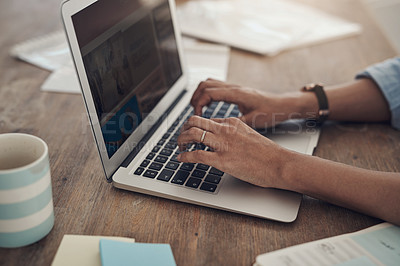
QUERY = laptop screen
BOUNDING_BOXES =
[72,0,182,158]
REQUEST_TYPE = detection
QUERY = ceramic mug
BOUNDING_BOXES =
[0,133,54,248]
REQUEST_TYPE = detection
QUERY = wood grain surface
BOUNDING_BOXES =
[0,0,399,265]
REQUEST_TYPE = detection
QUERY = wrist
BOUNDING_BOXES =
[279,149,307,192]
[280,92,319,120]
[268,146,301,190]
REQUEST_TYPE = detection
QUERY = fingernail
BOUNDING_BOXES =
[177,154,181,160]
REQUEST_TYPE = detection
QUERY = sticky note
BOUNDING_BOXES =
[99,239,176,266]
[51,235,135,266]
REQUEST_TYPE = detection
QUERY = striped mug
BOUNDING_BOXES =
[0,133,54,248]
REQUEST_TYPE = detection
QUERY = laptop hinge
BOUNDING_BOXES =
[118,89,188,171]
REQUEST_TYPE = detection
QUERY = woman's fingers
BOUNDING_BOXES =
[194,88,239,114]
[177,150,219,166]
[191,86,242,115]
[182,115,221,133]
[178,126,219,151]
[191,79,227,114]
[191,78,225,103]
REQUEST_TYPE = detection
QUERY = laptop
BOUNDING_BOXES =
[61,0,320,222]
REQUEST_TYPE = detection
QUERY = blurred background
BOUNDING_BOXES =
[362,0,400,54]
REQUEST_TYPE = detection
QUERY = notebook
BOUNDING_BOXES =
[254,222,400,266]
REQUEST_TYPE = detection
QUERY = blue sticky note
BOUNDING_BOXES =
[99,239,176,266]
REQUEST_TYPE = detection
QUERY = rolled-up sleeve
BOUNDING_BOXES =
[355,57,400,130]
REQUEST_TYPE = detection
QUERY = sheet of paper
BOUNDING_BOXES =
[254,223,400,266]
[41,62,81,94]
[51,235,135,266]
[177,0,362,56]
[16,32,229,94]
[183,37,230,88]
[99,239,176,266]
[10,31,71,71]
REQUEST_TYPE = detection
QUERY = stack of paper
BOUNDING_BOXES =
[10,31,81,94]
[10,31,71,71]
[177,0,362,56]
[51,235,136,266]
[254,222,400,266]
[51,235,177,266]
[10,32,230,94]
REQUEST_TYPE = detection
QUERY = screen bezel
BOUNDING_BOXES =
[61,0,188,180]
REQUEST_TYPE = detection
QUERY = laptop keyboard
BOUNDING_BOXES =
[134,102,240,194]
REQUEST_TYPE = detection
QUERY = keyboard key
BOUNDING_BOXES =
[196,164,210,171]
[209,102,218,109]
[168,140,177,145]
[193,143,206,150]
[192,170,206,179]
[203,111,213,119]
[228,112,239,118]
[143,170,158,179]
[220,102,230,110]
[154,155,168,164]
[180,163,194,172]
[162,133,170,139]
[157,169,174,182]
[170,135,178,142]
[165,143,177,150]
[165,161,180,170]
[149,162,163,171]
[210,167,224,176]
[160,148,173,157]
[146,153,155,160]
[230,110,240,117]
[205,174,221,184]
[152,146,161,153]
[171,154,179,162]
[172,120,180,127]
[185,177,202,188]
[206,106,216,113]
[171,170,190,185]
[177,111,186,120]
[140,160,150,167]
[134,167,145,175]
[215,110,226,118]
[157,139,166,146]
[200,182,217,192]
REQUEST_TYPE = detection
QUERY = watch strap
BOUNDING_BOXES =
[301,83,329,123]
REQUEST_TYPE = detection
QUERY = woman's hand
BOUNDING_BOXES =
[177,116,293,188]
[191,78,310,128]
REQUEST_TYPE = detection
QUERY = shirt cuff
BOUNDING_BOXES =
[355,58,400,130]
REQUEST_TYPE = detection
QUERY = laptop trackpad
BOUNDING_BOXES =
[217,174,302,222]
[258,119,320,154]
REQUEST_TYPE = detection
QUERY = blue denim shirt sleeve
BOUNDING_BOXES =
[355,57,400,130]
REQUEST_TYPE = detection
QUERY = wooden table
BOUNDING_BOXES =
[0,0,399,265]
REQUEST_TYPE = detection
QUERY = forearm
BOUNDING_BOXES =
[287,79,391,122]
[280,150,400,225]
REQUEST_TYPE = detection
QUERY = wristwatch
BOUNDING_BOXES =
[301,83,329,123]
